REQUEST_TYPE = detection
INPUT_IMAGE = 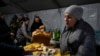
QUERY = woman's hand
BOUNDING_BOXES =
[10,32,15,39]
[10,32,15,36]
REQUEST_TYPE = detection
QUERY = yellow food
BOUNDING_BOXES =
[24,43,40,50]
[24,43,61,56]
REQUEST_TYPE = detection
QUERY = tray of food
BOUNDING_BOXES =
[24,43,61,56]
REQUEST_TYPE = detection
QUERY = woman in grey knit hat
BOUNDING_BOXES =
[52,5,96,56]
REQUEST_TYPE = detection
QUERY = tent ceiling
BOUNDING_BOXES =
[0,0,100,14]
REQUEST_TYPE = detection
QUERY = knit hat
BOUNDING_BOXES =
[64,5,83,20]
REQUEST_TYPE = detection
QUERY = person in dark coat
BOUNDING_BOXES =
[0,13,34,56]
[30,15,43,33]
[0,13,14,45]
[51,5,96,56]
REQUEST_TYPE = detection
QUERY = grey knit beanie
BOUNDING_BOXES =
[64,5,83,20]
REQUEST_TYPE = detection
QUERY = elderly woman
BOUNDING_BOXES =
[51,5,96,56]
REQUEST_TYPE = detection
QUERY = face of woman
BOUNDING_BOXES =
[25,20,29,25]
[35,18,40,23]
[64,13,77,28]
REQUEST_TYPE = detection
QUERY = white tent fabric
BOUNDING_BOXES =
[4,3,100,44]
[5,3,100,31]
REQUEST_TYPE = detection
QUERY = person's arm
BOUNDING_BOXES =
[0,42,35,56]
[76,34,96,56]
[0,42,24,56]
[21,23,31,39]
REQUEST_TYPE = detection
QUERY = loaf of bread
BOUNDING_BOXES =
[31,29,51,46]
